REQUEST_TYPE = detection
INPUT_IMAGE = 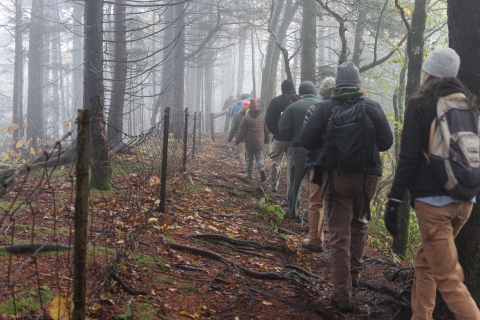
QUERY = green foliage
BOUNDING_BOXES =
[259,187,284,225]
[178,283,196,295]
[154,276,172,284]
[0,286,54,316]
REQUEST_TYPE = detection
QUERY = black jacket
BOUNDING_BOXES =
[301,96,393,176]
[388,79,466,201]
[265,92,295,141]
[228,108,247,142]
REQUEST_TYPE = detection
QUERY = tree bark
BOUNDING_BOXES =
[84,0,111,190]
[251,30,257,97]
[237,39,246,95]
[448,0,480,304]
[107,0,127,148]
[13,0,23,143]
[352,5,367,66]
[26,0,44,142]
[391,0,427,256]
[173,0,186,138]
[72,1,83,111]
[301,0,317,83]
[51,0,61,138]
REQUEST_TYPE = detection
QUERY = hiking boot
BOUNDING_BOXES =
[240,168,245,173]
[331,297,354,313]
[285,215,302,223]
[352,272,361,287]
[269,187,277,193]
[301,239,324,252]
[260,170,266,182]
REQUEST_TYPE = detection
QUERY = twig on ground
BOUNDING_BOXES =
[111,273,148,296]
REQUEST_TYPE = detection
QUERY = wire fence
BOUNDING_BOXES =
[0,107,202,319]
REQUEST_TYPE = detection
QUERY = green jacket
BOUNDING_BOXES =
[278,95,320,145]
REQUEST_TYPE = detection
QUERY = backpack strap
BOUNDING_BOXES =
[423,117,436,165]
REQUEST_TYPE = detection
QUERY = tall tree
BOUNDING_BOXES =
[237,41,246,95]
[84,0,111,190]
[392,0,427,255]
[26,0,44,142]
[173,0,186,137]
[72,1,83,111]
[301,0,317,83]
[448,0,480,304]
[13,0,24,143]
[107,0,127,149]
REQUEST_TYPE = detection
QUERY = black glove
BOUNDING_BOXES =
[384,199,400,237]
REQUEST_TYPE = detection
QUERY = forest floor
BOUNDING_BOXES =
[0,135,415,320]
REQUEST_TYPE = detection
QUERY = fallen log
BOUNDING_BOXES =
[2,243,71,254]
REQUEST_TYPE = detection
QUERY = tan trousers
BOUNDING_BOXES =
[324,170,378,304]
[412,201,480,320]
[308,168,325,246]
[269,139,291,190]
[238,142,246,168]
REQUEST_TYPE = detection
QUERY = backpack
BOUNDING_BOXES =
[424,93,480,201]
[283,93,301,110]
[324,98,376,172]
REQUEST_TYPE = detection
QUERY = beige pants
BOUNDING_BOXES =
[269,139,291,190]
[324,170,378,304]
[238,142,246,168]
[412,201,480,320]
[308,168,325,246]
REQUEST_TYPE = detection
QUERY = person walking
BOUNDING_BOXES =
[301,62,393,312]
[385,48,480,320]
[235,99,269,181]
[230,93,250,117]
[300,77,336,252]
[279,81,320,221]
[265,80,297,192]
[228,100,250,173]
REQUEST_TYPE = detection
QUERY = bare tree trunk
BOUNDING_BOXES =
[237,39,246,95]
[13,0,23,143]
[352,5,367,66]
[205,60,213,131]
[84,0,111,190]
[448,0,480,304]
[195,66,203,113]
[251,30,257,97]
[391,0,427,256]
[301,0,317,83]
[72,1,83,111]
[107,0,127,149]
[27,0,44,142]
[173,0,186,138]
[51,3,61,138]
[150,5,175,126]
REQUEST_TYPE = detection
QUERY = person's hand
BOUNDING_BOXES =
[384,199,401,237]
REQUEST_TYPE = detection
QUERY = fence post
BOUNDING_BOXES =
[182,108,188,172]
[198,111,202,147]
[192,112,197,159]
[210,113,214,142]
[159,107,170,213]
[73,109,91,320]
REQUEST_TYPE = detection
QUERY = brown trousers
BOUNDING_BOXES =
[324,170,378,304]
[308,168,325,246]
[412,201,480,320]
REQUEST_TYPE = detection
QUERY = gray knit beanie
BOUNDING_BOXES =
[335,61,361,85]
[299,81,316,95]
[319,77,336,98]
[422,47,460,78]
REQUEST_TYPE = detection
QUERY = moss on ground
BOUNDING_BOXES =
[0,285,54,316]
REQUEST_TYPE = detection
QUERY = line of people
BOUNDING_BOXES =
[225,47,480,318]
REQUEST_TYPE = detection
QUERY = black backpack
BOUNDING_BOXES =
[283,93,301,110]
[324,98,376,172]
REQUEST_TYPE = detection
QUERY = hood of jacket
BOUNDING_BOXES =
[249,109,261,118]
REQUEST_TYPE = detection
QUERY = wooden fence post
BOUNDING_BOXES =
[73,110,91,320]
[159,107,170,213]
[210,113,214,142]
[192,112,197,159]
[182,108,188,172]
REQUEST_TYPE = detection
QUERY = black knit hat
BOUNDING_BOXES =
[281,80,295,94]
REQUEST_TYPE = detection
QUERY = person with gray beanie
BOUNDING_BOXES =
[385,47,480,319]
[301,62,393,312]
[278,81,320,223]
[265,80,297,193]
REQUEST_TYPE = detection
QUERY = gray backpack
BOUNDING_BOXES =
[425,93,480,200]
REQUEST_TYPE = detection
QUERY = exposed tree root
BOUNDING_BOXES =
[111,273,148,296]
[284,264,320,279]
[185,233,290,254]
[168,243,310,283]
[3,243,71,254]
[360,281,411,307]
